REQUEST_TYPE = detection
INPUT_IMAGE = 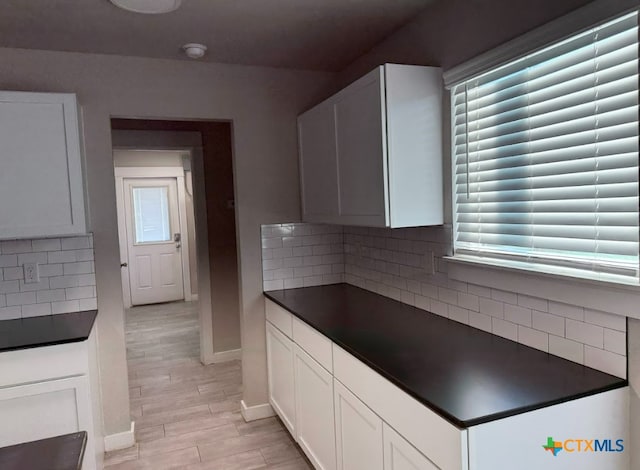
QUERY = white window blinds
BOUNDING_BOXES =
[451,11,639,278]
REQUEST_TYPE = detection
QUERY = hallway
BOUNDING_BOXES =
[104,301,311,469]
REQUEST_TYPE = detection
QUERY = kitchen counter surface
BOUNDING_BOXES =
[0,310,97,353]
[265,284,627,428]
[0,432,87,470]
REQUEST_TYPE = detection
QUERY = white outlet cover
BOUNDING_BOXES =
[23,262,40,284]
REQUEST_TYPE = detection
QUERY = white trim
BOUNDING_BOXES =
[211,348,242,364]
[191,147,215,365]
[443,0,639,87]
[103,421,135,452]
[176,174,193,302]
[446,255,640,319]
[240,400,275,422]
[191,293,199,301]
[114,166,184,178]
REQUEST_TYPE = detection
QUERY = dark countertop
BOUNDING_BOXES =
[0,432,87,470]
[0,310,97,353]
[265,284,627,428]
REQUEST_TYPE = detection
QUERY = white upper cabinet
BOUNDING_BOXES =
[298,64,443,228]
[0,91,88,239]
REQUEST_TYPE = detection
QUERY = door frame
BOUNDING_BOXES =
[114,166,193,307]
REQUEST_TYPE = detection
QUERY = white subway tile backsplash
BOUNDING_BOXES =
[0,280,20,294]
[532,310,565,337]
[17,252,48,265]
[584,309,627,332]
[52,300,81,314]
[518,326,549,352]
[458,292,479,312]
[0,235,97,318]
[21,303,52,318]
[479,297,504,318]
[63,261,93,275]
[0,255,17,267]
[31,239,61,252]
[263,223,628,378]
[3,267,23,280]
[490,288,518,305]
[549,301,585,321]
[61,236,91,250]
[584,346,626,378]
[6,292,36,306]
[469,311,492,333]
[604,329,626,355]
[566,319,604,348]
[1,240,32,254]
[549,335,584,364]
[492,317,518,341]
[504,304,532,327]
[517,294,548,312]
[0,306,21,320]
[37,289,66,303]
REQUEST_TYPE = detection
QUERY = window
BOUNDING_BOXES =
[450,11,639,281]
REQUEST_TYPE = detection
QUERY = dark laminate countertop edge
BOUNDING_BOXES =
[0,431,87,470]
[0,310,98,353]
[264,288,628,428]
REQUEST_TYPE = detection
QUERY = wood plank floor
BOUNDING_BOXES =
[104,301,312,470]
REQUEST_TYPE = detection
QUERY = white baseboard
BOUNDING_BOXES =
[211,348,241,363]
[104,421,135,452]
[240,400,275,422]
[191,293,199,301]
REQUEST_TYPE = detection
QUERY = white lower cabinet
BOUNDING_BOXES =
[334,379,383,470]
[266,322,296,436]
[0,332,102,470]
[384,423,438,470]
[265,299,630,470]
[294,344,337,470]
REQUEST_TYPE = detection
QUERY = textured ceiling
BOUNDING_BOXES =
[0,0,435,71]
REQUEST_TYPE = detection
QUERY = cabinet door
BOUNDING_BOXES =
[0,92,87,239]
[334,66,388,227]
[383,423,438,470]
[266,322,296,436]
[294,344,336,470]
[334,379,383,470]
[0,375,96,470]
[298,100,340,224]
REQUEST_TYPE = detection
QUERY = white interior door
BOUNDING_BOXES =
[124,178,184,305]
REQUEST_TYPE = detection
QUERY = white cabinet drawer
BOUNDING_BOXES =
[293,316,332,372]
[0,341,88,387]
[333,344,467,470]
[266,299,293,338]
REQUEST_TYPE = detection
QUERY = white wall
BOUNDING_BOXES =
[0,46,332,436]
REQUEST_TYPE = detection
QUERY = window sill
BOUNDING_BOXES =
[445,254,640,319]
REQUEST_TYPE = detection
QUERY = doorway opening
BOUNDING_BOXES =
[110,118,241,367]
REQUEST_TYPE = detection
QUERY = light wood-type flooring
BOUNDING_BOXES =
[104,301,312,469]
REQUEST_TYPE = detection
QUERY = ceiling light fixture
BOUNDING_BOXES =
[182,43,208,59]
[110,0,182,14]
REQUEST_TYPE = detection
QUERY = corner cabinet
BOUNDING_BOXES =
[0,91,88,239]
[298,64,443,228]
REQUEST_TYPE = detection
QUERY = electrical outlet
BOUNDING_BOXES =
[425,251,435,275]
[24,262,39,284]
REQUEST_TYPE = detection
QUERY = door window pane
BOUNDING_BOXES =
[132,186,171,243]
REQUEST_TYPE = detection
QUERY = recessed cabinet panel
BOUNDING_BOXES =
[294,344,336,470]
[384,423,438,470]
[334,379,383,470]
[0,92,87,239]
[266,322,297,436]
[298,101,340,223]
[335,68,387,226]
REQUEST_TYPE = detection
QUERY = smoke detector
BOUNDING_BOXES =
[182,43,208,59]
[110,0,182,14]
